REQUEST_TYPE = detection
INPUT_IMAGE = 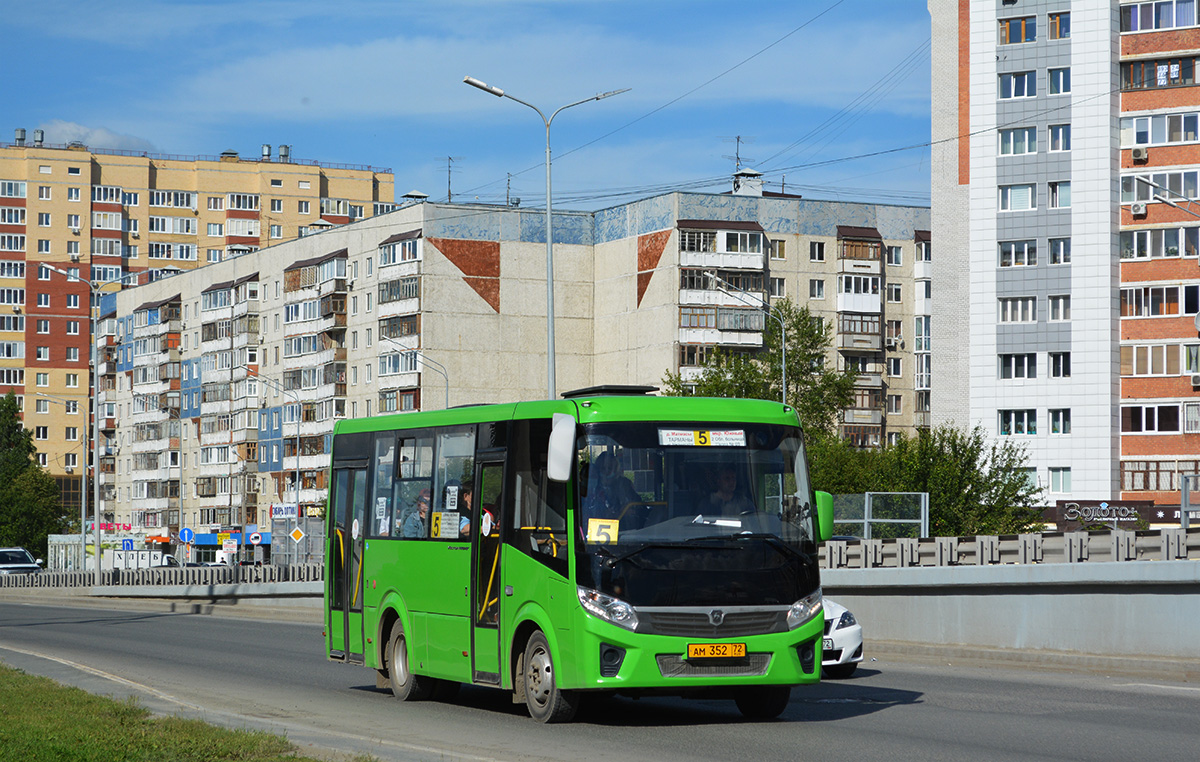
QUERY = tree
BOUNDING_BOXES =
[662,299,857,435]
[0,393,68,556]
[807,425,1044,537]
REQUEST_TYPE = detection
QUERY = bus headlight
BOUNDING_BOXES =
[786,588,822,630]
[577,587,639,631]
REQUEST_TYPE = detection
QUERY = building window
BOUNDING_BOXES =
[1049,68,1071,95]
[809,241,825,261]
[35,426,47,440]
[1121,344,1181,376]
[1049,295,1071,321]
[65,373,78,388]
[270,224,282,239]
[270,198,283,212]
[887,357,901,377]
[999,127,1036,156]
[35,346,48,361]
[999,240,1037,267]
[886,283,902,303]
[1122,404,1181,433]
[1121,57,1198,90]
[65,427,78,441]
[999,297,1037,323]
[66,347,79,362]
[1049,467,1072,493]
[1050,352,1071,378]
[885,245,902,266]
[298,200,310,214]
[769,240,786,260]
[886,395,902,414]
[1049,12,1070,39]
[916,241,931,262]
[999,16,1036,44]
[38,186,51,200]
[1121,2,1199,32]
[999,71,1036,99]
[769,277,786,298]
[1049,124,1071,152]
[37,212,50,227]
[67,294,80,309]
[207,223,224,237]
[67,187,80,201]
[1121,112,1200,147]
[1049,238,1071,265]
[1049,181,1071,209]
[1050,409,1072,435]
[999,409,1037,435]
[999,184,1035,211]
[999,353,1037,379]
[37,239,50,254]
[37,293,49,308]
[809,279,824,299]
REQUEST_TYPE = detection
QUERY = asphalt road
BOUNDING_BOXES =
[1,601,1198,761]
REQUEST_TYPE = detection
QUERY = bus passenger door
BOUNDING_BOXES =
[470,459,504,683]
[328,466,368,663]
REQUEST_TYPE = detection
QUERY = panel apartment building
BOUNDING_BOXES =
[0,130,394,512]
[931,1,1200,507]
[103,179,929,559]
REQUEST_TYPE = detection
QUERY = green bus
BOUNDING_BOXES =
[324,387,833,722]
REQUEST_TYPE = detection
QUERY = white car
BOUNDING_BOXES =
[822,599,863,678]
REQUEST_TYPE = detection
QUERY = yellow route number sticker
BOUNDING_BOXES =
[586,518,619,544]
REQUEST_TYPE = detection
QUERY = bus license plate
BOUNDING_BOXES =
[687,643,746,659]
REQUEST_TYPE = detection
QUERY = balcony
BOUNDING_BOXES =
[838,332,882,352]
[914,412,931,428]
[853,371,883,387]
[319,278,348,297]
[843,408,884,426]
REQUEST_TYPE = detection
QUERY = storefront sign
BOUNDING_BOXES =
[1045,500,1164,531]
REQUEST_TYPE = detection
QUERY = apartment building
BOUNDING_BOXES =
[103,179,929,558]
[0,130,394,514]
[931,1,1200,509]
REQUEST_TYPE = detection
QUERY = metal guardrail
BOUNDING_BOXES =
[0,563,324,589]
[820,528,1200,568]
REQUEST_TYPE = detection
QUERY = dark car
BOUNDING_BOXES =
[0,547,44,575]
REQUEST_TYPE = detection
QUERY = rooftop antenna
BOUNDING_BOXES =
[720,135,756,171]
[440,155,464,203]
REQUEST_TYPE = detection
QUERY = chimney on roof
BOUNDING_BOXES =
[33,129,44,147]
[278,145,290,163]
[14,128,25,146]
[733,168,763,197]
[261,144,271,161]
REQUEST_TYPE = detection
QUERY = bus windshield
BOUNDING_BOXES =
[574,420,818,608]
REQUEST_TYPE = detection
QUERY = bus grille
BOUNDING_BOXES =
[655,653,772,678]
[637,609,787,638]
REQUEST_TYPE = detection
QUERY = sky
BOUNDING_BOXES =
[3,0,932,211]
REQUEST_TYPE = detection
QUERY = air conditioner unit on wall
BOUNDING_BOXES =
[1131,202,1147,216]
[1191,374,1200,387]
[1131,146,1149,162]
[884,337,898,350]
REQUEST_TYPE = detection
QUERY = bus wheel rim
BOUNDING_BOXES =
[394,635,408,685]
[527,647,552,706]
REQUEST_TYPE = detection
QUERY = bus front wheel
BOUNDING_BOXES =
[523,630,578,723]
[735,686,791,720]
[386,621,436,701]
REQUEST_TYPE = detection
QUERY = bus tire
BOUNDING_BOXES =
[735,686,791,720]
[522,630,578,723]
[386,621,435,701]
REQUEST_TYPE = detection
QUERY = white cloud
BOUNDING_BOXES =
[37,120,157,153]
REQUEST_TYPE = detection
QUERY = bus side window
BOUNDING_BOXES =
[395,434,435,539]
[505,419,568,577]
[433,427,475,541]
[371,434,396,536]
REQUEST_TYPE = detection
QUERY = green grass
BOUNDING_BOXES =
[0,663,368,762]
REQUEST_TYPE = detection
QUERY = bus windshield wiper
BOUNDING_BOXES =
[685,532,810,560]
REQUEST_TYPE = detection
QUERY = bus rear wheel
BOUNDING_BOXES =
[523,631,578,723]
[735,686,791,720]
[386,621,436,701]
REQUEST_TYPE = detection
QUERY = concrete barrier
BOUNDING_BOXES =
[823,560,1200,661]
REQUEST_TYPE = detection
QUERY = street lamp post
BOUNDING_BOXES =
[382,336,449,409]
[707,271,787,404]
[463,75,629,400]
[44,264,104,585]
[248,370,301,564]
[36,392,88,570]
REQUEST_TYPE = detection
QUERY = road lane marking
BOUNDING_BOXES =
[1117,683,1200,694]
[0,640,203,711]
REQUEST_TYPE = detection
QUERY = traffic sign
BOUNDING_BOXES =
[178,527,195,544]
[248,532,262,546]
[290,527,305,543]
[222,539,238,554]
[121,539,134,551]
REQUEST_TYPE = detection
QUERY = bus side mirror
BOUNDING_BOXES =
[547,413,575,483]
[815,491,833,543]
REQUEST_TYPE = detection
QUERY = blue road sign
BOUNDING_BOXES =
[121,539,134,551]
[178,527,195,544]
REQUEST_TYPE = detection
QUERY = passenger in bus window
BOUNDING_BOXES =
[403,489,431,538]
[458,483,473,535]
[706,467,754,516]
